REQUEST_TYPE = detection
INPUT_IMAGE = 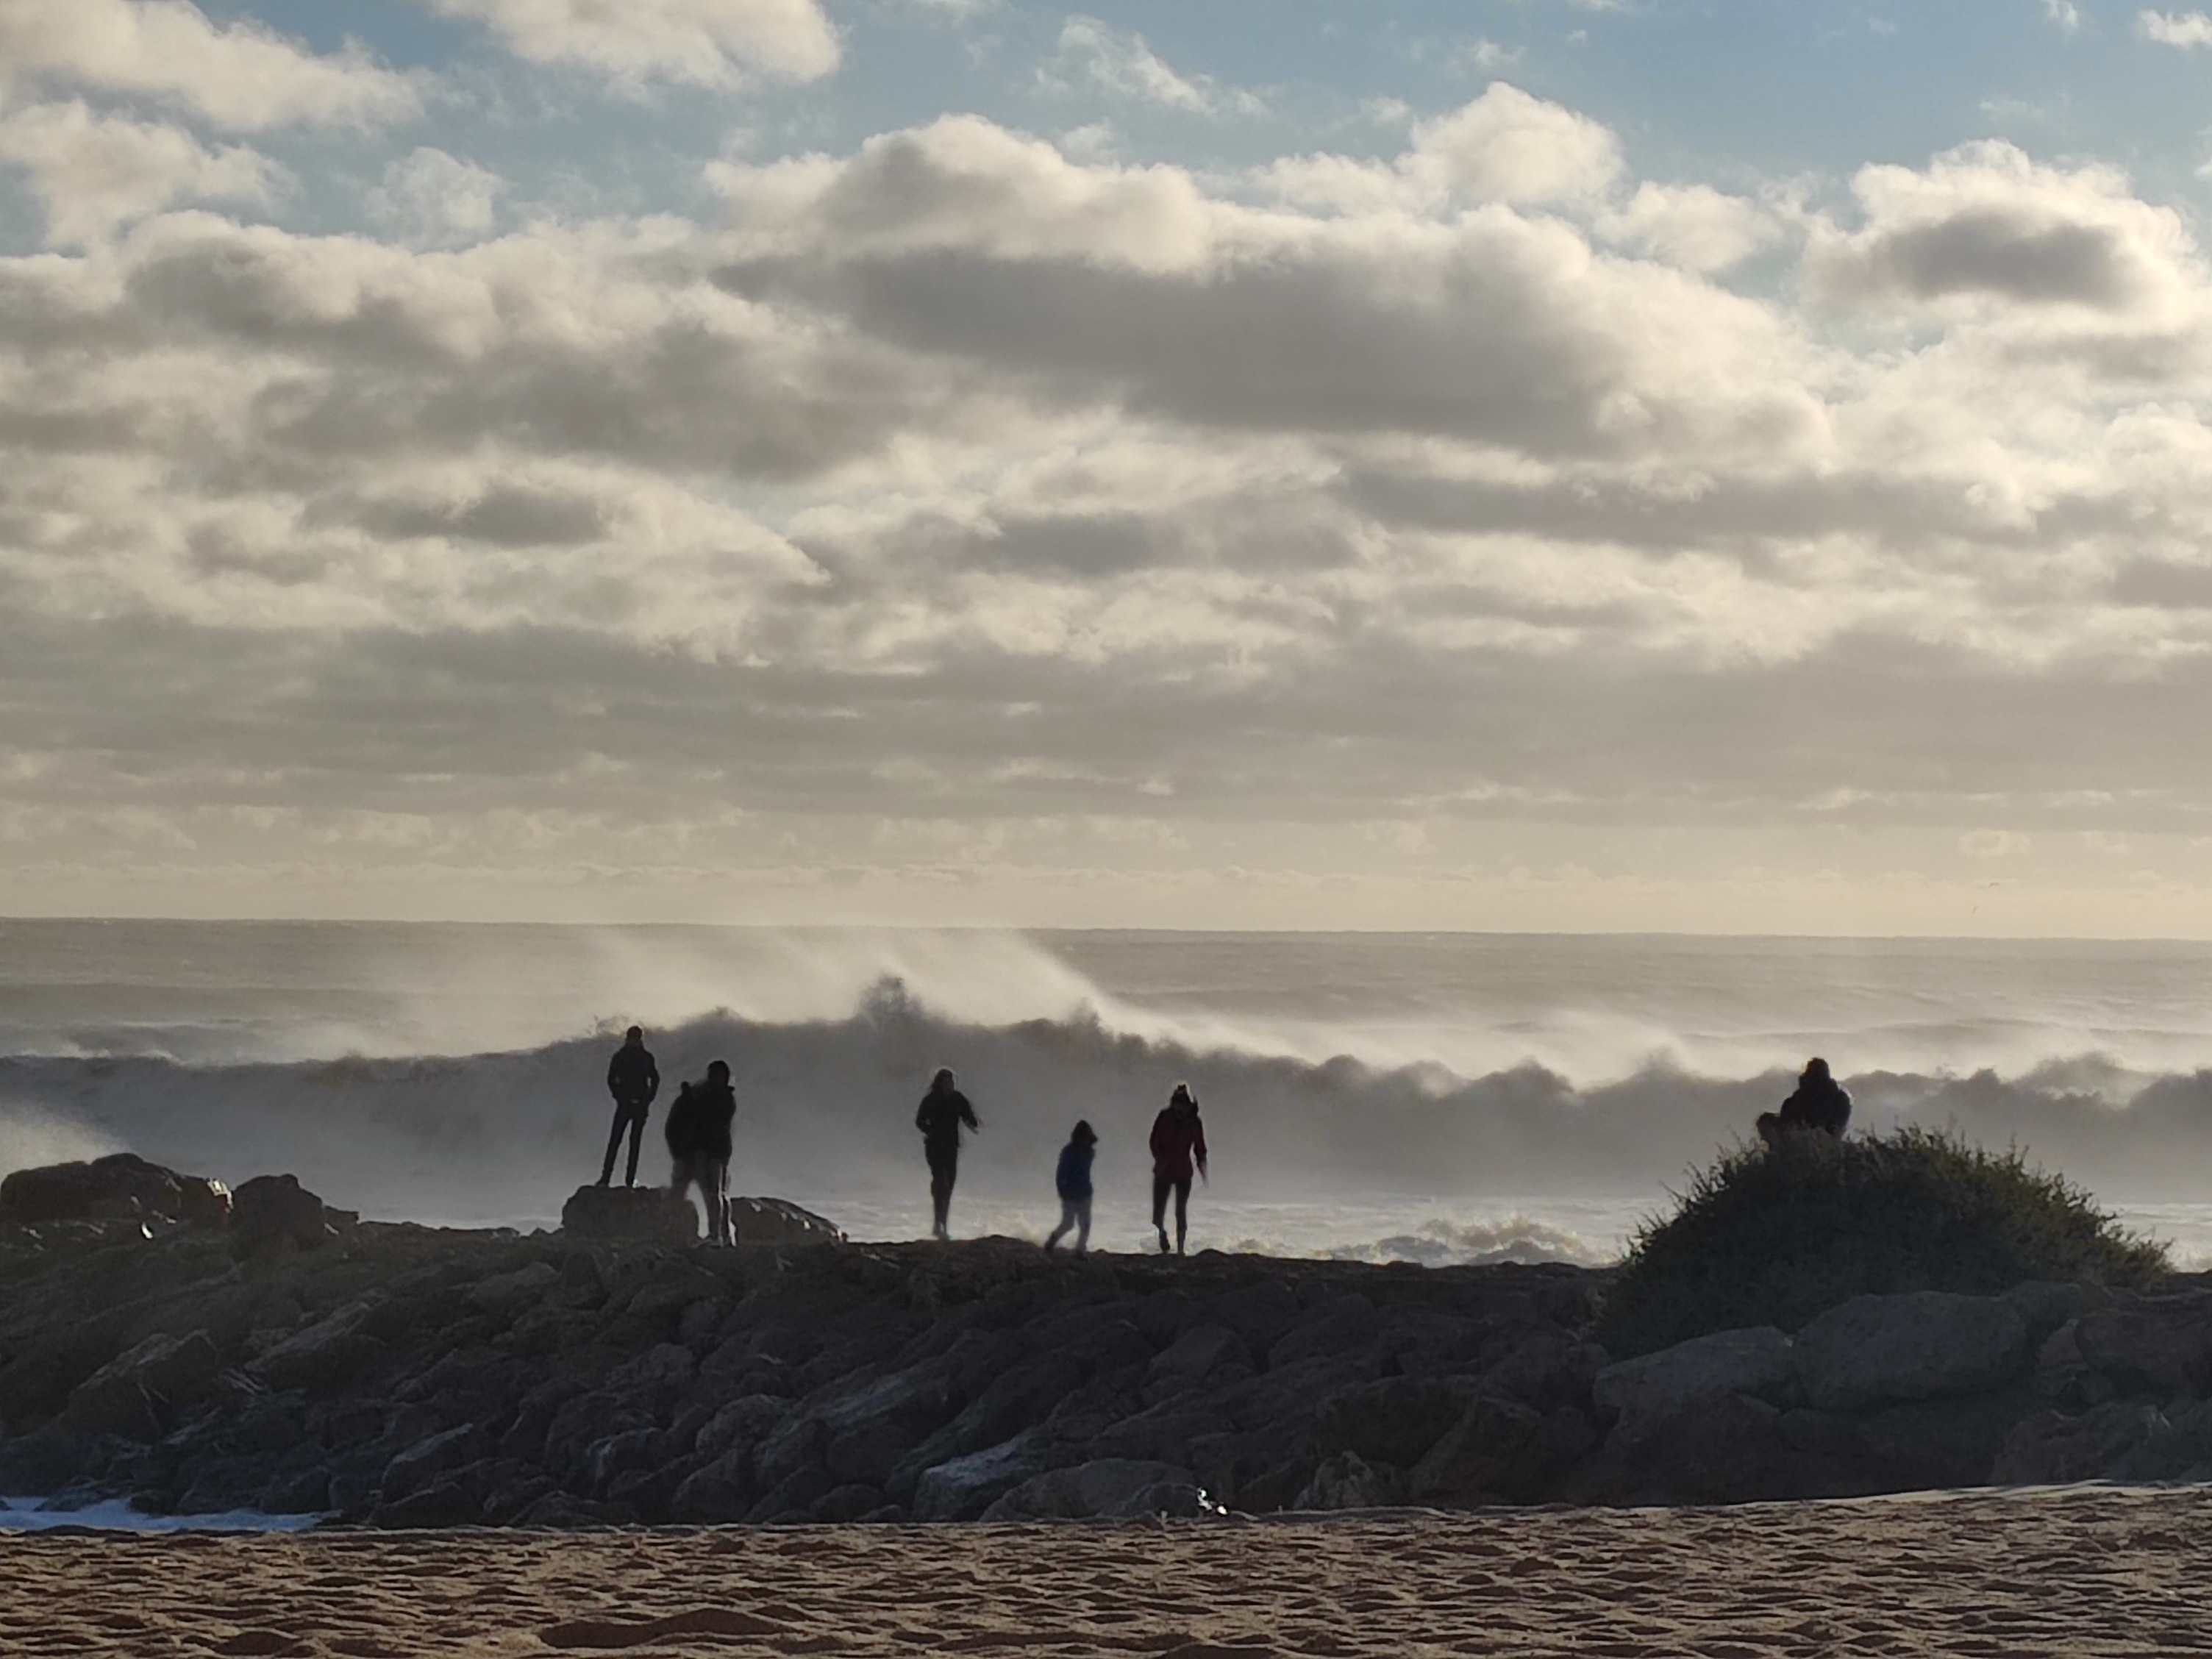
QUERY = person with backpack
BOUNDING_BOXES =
[1044,1120,1097,1255]
[1148,1083,1207,1256]
[1756,1056,1852,1150]
[598,1025,660,1188]
[666,1059,736,1245]
[914,1067,980,1241]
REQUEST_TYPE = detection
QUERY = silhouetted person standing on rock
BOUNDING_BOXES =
[1046,1119,1097,1255]
[666,1060,736,1245]
[916,1068,979,1241]
[599,1025,660,1188]
[1757,1056,1852,1150]
[1149,1083,1207,1256]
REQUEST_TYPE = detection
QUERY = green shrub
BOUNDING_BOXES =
[1598,1127,2169,1357]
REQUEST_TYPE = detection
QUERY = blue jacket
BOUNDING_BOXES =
[1055,1141,1094,1201]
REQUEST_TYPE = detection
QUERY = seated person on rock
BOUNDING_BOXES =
[1756,1056,1852,1150]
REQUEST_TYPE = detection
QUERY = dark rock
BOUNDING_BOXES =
[1994,1401,2169,1484]
[1294,1451,1404,1510]
[693,1394,790,1463]
[380,1424,483,1505]
[1144,1324,1253,1399]
[2074,1306,2212,1396]
[1410,1395,1596,1504]
[911,1433,1046,1521]
[1580,1393,1812,1506]
[0,1154,229,1228]
[725,1198,845,1248]
[0,1427,101,1496]
[1314,1375,1484,1469]
[1594,1327,1795,1435]
[1794,1293,2032,1412]
[249,1301,385,1394]
[810,1483,887,1521]
[374,1480,485,1527]
[560,1184,698,1245]
[1855,1390,2038,1488]
[260,1466,332,1514]
[63,1331,224,1439]
[227,1174,335,1261]
[671,1452,753,1521]
[980,1458,1201,1521]
[1269,1294,1380,1370]
[744,1463,835,1524]
[1207,1281,1303,1352]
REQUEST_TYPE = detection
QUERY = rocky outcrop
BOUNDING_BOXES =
[560,1185,699,1245]
[0,1197,2207,1525]
[228,1174,336,1261]
[0,1155,230,1229]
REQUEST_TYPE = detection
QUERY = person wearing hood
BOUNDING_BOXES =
[1045,1120,1098,1255]
[915,1067,980,1241]
[1757,1057,1852,1150]
[1148,1083,1207,1256]
[598,1026,660,1188]
[666,1058,736,1245]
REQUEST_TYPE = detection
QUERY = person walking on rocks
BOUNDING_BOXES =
[666,1059,736,1245]
[1045,1119,1097,1255]
[916,1067,980,1241]
[1149,1083,1207,1256]
[598,1025,660,1188]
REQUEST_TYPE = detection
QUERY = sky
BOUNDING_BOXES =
[15,2,2212,932]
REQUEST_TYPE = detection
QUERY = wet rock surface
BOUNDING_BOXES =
[0,1195,2208,1525]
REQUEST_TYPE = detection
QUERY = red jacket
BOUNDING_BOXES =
[1149,1107,1207,1182]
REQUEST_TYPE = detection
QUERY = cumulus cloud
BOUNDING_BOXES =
[0,101,281,246]
[419,0,839,90]
[0,0,419,130]
[1043,15,1263,117]
[368,149,505,249]
[2139,10,2212,46]
[15,93,2212,920]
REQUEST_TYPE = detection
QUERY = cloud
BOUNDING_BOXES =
[419,0,839,90]
[1043,15,1263,116]
[0,0,420,130]
[1807,142,2201,327]
[2139,9,2212,46]
[0,101,281,246]
[1408,83,1624,205]
[2046,0,2083,29]
[368,149,506,249]
[18,101,2212,918]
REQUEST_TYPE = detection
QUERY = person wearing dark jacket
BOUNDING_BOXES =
[1045,1120,1097,1255]
[1757,1057,1852,1150]
[1148,1082,1208,1256]
[915,1067,980,1241]
[599,1026,660,1188]
[666,1059,736,1245]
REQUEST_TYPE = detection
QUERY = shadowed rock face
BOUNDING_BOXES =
[0,1207,2206,1525]
[0,1155,229,1230]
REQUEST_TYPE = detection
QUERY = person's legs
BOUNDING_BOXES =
[928,1148,956,1238]
[707,1158,730,1244]
[622,1108,647,1187]
[599,1105,631,1186]
[1074,1195,1091,1255]
[1151,1171,1171,1252]
[1046,1198,1074,1252]
[1172,1177,1191,1255]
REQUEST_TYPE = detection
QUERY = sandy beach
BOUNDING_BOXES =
[4,1485,2209,1658]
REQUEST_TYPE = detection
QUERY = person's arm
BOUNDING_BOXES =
[607,1054,621,1093]
[644,1059,660,1102]
[1194,1119,1209,1181]
[916,1098,930,1135]
[1149,1113,1168,1164]
[960,1093,980,1132]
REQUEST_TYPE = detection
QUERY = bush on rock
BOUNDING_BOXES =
[1599,1127,2167,1357]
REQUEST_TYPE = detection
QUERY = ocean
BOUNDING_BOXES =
[4,921,2212,1265]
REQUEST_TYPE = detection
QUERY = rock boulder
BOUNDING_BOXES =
[560,1185,699,1245]
[980,1458,1203,1521]
[0,1154,230,1228]
[228,1174,335,1260]
[1794,1292,2032,1412]
[1594,1326,1796,1433]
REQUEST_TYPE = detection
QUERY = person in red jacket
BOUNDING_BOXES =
[1148,1082,1207,1256]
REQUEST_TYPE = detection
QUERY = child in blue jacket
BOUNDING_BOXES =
[1044,1119,1097,1255]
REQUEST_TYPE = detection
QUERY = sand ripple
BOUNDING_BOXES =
[4,1487,2211,1656]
